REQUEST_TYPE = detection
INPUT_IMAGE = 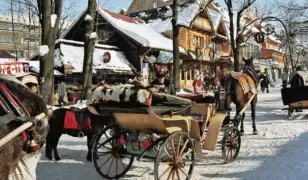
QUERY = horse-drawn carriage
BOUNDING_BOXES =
[281,70,308,118]
[86,84,241,179]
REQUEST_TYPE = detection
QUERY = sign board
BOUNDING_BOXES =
[101,52,111,63]
[0,62,30,76]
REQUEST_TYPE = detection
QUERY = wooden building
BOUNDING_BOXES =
[127,0,232,88]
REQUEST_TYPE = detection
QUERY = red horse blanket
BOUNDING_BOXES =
[64,111,92,132]
[230,72,257,94]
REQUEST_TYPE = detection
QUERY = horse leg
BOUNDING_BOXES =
[223,94,232,126]
[251,96,258,135]
[86,133,95,162]
[45,132,54,160]
[52,133,62,161]
[236,105,245,136]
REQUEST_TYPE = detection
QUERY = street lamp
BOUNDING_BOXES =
[255,16,295,72]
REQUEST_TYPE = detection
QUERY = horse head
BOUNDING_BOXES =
[242,56,258,83]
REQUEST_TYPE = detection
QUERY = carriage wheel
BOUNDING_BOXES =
[222,126,241,163]
[92,124,134,179]
[154,132,195,180]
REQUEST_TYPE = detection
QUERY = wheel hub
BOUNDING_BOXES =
[173,158,185,168]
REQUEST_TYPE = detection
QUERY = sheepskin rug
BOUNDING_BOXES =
[92,84,152,106]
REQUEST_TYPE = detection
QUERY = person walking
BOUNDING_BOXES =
[281,71,288,88]
[57,80,67,107]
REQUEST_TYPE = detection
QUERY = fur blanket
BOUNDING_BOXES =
[92,84,153,106]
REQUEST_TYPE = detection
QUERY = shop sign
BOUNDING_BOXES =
[0,62,30,75]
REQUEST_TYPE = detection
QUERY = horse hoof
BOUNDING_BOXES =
[46,156,53,161]
[253,131,258,135]
[55,156,61,161]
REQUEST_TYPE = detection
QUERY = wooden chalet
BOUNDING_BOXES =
[127,0,232,88]
[61,8,185,85]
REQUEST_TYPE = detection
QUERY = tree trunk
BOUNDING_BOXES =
[172,0,180,94]
[81,0,97,100]
[38,0,62,105]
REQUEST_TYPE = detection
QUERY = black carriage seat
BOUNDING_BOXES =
[281,86,308,106]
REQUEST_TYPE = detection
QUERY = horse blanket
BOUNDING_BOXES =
[231,72,257,94]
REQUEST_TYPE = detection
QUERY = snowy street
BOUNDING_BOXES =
[36,86,308,180]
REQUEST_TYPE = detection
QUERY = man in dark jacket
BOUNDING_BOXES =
[259,73,270,93]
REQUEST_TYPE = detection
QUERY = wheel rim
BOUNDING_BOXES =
[222,127,241,163]
[93,126,134,179]
[155,132,194,180]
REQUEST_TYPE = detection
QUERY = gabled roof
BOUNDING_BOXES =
[208,9,228,40]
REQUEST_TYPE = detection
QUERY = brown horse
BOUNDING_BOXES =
[224,57,259,135]
[0,74,51,179]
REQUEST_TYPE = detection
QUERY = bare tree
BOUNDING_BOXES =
[36,0,62,104]
[81,0,97,100]
[224,0,257,72]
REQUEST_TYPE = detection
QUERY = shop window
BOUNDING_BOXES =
[187,70,191,80]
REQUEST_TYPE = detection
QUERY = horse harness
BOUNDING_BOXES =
[0,82,41,153]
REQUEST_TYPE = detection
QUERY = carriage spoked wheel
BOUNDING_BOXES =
[221,126,241,163]
[154,132,195,180]
[92,124,134,179]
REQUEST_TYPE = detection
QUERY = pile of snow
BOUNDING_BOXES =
[39,45,49,57]
[51,14,57,28]
[84,14,93,21]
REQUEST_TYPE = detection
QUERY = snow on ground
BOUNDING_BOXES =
[37,86,308,180]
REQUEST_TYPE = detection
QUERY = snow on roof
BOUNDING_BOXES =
[208,9,222,31]
[98,8,185,53]
[55,41,134,73]
[145,0,202,33]
[133,0,202,32]
[56,39,119,49]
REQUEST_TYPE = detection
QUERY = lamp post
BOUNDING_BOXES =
[257,16,295,73]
